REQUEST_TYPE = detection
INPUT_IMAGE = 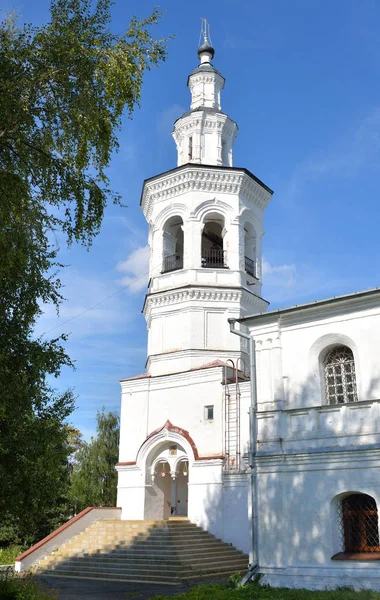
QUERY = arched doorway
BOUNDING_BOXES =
[171,458,189,516]
[146,442,189,520]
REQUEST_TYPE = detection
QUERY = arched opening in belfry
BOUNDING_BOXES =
[244,222,257,277]
[162,216,184,273]
[201,213,226,268]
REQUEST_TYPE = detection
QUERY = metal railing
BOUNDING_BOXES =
[245,256,256,277]
[162,253,183,273]
[201,249,227,268]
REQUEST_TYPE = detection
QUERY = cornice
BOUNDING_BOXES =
[173,113,238,140]
[141,165,272,224]
[240,288,380,330]
[143,285,267,321]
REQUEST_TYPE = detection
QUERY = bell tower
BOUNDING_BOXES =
[141,24,273,376]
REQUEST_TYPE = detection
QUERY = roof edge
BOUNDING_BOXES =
[238,287,380,325]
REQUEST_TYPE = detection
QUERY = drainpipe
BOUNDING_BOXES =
[228,318,259,581]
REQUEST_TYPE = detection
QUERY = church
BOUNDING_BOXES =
[115,31,380,591]
[15,28,380,592]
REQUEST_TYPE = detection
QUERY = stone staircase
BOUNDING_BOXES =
[35,519,248,585]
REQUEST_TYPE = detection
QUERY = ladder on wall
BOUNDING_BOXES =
[223,359,247,472]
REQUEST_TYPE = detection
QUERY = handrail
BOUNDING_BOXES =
[245,256,255,277]
[162,253,183,273]
[15,506,121,572]
[201,248,227,268]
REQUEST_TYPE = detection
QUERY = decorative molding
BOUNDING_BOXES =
[141,167,272,223]
[143,286,266,322]
[142,419,200,459]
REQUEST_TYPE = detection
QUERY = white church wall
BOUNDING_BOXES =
[257,449,380,590]
[118,367,225,464]
[188,460,224,542]
[145,370,224,458]
[118,382,149,463]
[116,467,145,520]
[222,473,250,554]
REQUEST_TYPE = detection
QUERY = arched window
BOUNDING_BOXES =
[201,213,226,268]
[162,216,184,273]
[324,345,357,405]
[244,222,256,277]
[340,494,380,553]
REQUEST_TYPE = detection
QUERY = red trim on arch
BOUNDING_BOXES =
[143,420,200,460]
[116,461,136,466]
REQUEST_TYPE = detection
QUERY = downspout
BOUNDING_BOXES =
[228,318,259,583]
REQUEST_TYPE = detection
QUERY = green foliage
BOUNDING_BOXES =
[0,188,75,544]
[149,582,380,600]
[0,573,56,600]
[69,409,119,511]
[0,546,24,565]
[0,0,168,546]
[0,0,169,246]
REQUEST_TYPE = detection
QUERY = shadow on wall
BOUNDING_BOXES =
[254,372,380,582]
[194,472,250,555]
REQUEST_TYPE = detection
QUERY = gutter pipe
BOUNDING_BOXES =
[228,318,259,581]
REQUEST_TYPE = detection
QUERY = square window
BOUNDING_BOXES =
[205,405,214,421]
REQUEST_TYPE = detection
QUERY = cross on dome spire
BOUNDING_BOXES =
[198,18,215,63]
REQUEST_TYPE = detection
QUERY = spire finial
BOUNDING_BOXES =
[198,18,215,63]
[201,17,211,45]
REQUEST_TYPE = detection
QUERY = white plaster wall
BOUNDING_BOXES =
[250,303,380,412]
[257,450,380,590]
[118,367,225,464]
[188,460,224,541]
[222,473,250,554]
[116,468,145,520]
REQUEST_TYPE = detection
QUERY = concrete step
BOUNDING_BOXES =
[34,518,248,585]
[39,566,247,585]
[42,561,247,580]
[50,555,247,570]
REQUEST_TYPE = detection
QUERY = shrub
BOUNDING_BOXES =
[0,573,56,600]
[0,546,25,565]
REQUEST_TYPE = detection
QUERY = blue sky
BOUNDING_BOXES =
[4,0,380,438]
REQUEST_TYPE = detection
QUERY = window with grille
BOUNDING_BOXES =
[338,494,380,553]
[324,345,357,405]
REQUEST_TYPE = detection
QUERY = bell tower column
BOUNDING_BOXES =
[141,28,273,377]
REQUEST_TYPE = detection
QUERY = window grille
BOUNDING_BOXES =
[324,345,357,405]
[337,494,380,553]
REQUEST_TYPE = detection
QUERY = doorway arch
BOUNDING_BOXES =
[137,423,195,520]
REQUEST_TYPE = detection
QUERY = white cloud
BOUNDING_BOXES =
[116,244,150,293]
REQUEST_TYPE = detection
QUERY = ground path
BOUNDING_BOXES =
[37,576,190,600]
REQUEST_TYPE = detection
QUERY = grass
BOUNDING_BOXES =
[150,582,380,600]
[0,574,56,599]
[0,545,24,565]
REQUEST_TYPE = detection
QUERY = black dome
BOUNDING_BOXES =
[197,43,215,60]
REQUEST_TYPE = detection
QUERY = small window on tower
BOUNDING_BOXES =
[205,405,214,421]
[188,136,193,160]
